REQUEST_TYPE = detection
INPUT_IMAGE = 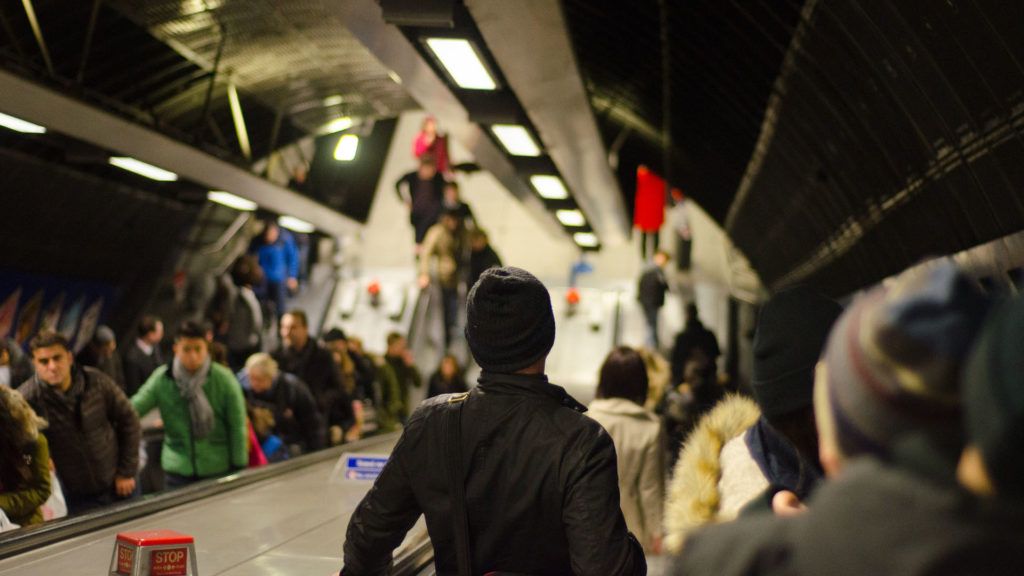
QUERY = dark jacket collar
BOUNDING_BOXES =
[476,371,587,413]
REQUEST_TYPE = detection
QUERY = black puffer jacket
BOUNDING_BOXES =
[18,366,140,499]
[342,371,646,576]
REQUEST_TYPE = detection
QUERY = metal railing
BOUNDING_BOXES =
[0,433,400,560]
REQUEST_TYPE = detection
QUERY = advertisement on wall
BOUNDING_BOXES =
[0,270,119,353]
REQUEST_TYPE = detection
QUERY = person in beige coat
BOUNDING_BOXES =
[418,208,470,349]
[587,346,665,554]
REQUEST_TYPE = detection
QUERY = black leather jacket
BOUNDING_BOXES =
[342,371,646,576]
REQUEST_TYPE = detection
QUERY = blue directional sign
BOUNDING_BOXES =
[342,454,389,481]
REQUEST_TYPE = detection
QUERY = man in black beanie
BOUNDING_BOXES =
[341,267,646,576]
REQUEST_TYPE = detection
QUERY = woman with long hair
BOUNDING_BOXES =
[0,386,50,527]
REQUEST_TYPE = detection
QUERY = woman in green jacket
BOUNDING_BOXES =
[131,321,248,488]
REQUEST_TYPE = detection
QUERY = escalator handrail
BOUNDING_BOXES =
[0,432,401,560]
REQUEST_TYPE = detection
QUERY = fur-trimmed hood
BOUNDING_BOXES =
[664,394,762,554]
[0,385,46,443]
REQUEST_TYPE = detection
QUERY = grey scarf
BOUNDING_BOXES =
[172,356,215,439]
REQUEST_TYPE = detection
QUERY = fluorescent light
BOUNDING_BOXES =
[573,232,599,247]
[109,157,178,181]
[425,38,496,90]
[388,70,403,85]
[334,134,359,161]
[491,124,541,156]
[278,215,315,234]
[322,95,344,107]
[0,112,45,134]
[319,116,353,135]
[530,175,568,199]
[227,83,251,160]
[208,191,257,211]
[556,209,586,227]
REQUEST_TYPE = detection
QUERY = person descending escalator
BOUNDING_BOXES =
[418,207,471,350]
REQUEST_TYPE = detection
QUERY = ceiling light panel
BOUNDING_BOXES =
[108,157,178,181]
[278,215,315,234]
[556,209,586,227]
[334,134,359,161]
[208,191,257,211]
[491,124,541,156]
[573,232,599,247]
[0,112,45,134]
[425,38,497,90]
[319,117,353,135]
[530,175,569,199]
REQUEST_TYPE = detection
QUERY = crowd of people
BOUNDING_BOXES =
[0,199,490,529]
[398,117,503,350]
[0,300,472,529]
[339,260,1024,574]
[2,118,1019,570]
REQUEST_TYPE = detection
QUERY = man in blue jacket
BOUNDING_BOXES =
[249,219,299,320]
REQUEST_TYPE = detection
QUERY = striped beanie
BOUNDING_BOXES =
[820,258,990,462]
[962,296,1024,497]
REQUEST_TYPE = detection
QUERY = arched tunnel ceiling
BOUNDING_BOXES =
[2,1,1024,296]
[564,0,1024,295]
[0,0,418,160]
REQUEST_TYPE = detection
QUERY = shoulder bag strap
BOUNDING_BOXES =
[444,392,472,576]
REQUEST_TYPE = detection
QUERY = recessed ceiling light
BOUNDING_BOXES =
[278,215,315,234]
[573,232,599,247]
[530,175,569,200]
[109,157,178,181]
[425,38,497,90]
[322,95,344,107]
[319,117,353,135]
[556,209,586,227]
[0,112,45,134]
[491,124,541,156]
[334,134,359,161]
[207,191,257,211]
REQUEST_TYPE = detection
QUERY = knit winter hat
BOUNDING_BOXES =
[962,296,1024,497]
[752,286,842,419]
[820,259,990,462]
[466,267,555,373]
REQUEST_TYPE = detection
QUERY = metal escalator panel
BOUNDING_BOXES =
[0,434,437,575]
[321,269,420,355]
[545,286,620,405]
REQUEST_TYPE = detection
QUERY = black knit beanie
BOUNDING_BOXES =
[752,285,842,419]
[465,267,555,373]
[963,295,1024,497]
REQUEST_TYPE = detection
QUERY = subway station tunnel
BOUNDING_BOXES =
[2,1,1024,574]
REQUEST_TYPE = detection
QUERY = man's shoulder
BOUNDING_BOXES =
[678,511,792,575]
[123,343,142,360]
[16,377,42,399]
[82,366,121,392]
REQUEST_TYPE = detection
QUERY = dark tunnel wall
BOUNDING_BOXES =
[0,148,200,338]
[727,1,1024,295]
